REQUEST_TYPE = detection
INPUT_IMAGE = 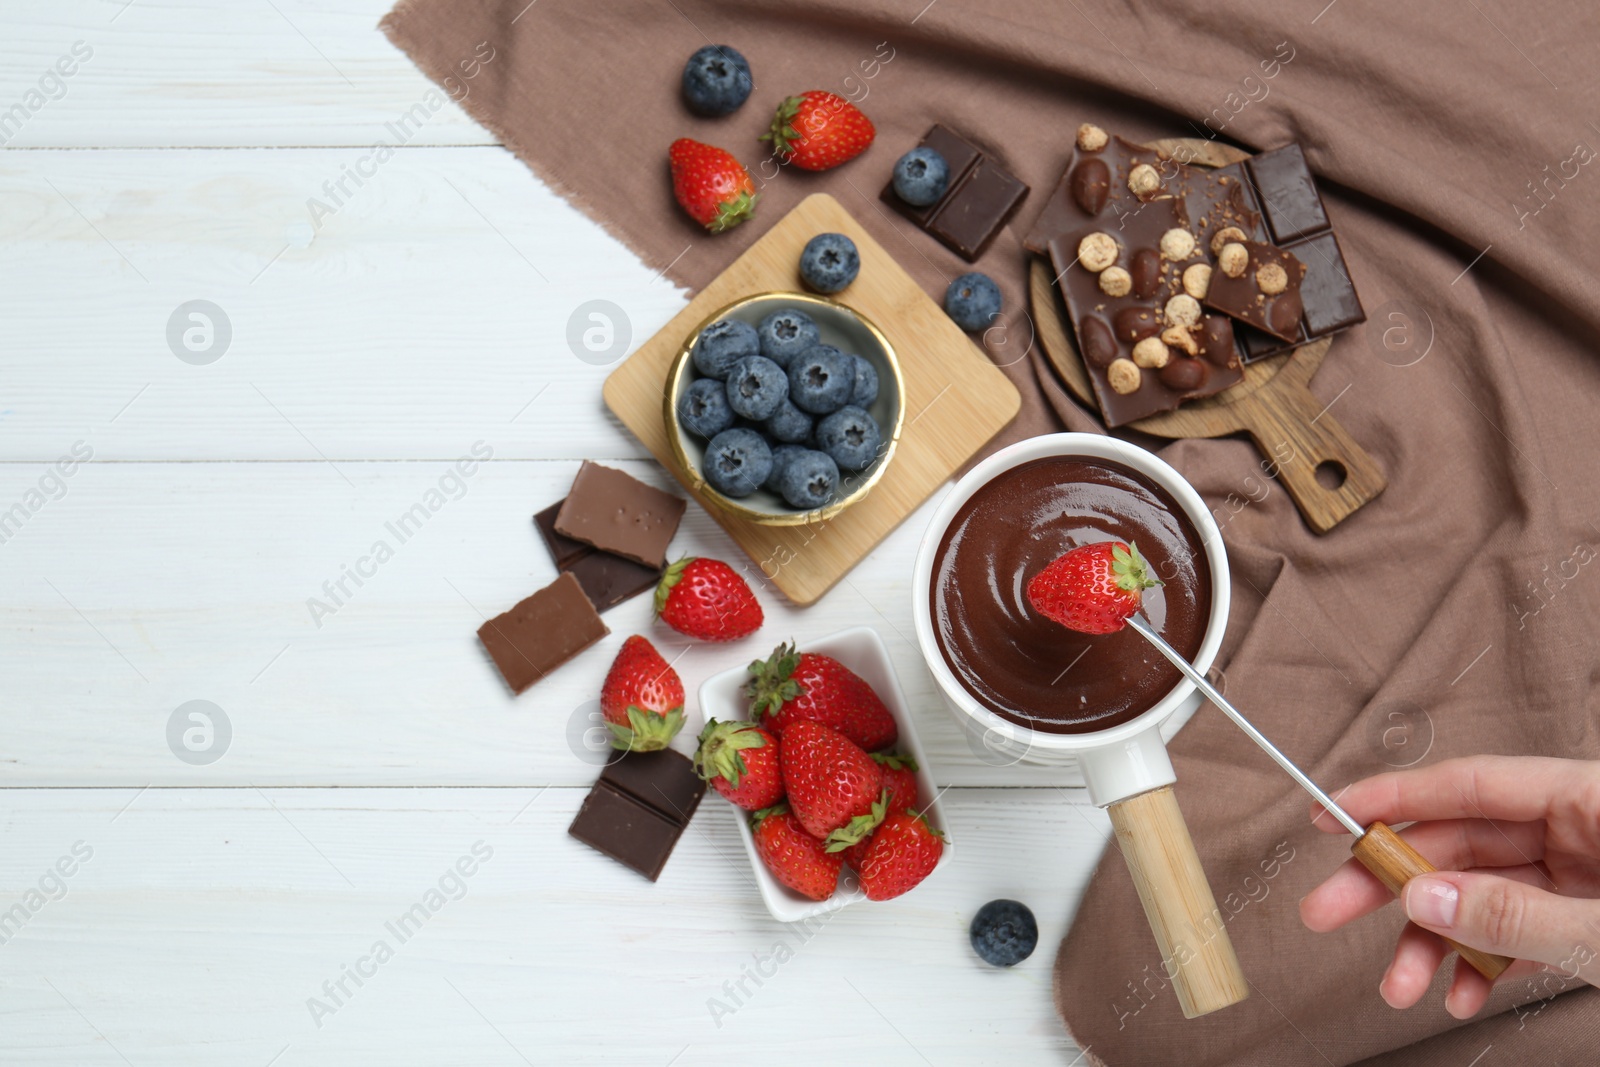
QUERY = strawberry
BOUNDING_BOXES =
[655,557,763,642]
[871,752,921,812]
[693,718,784,811]
[746,642,898,751]
[1026,541,1161,635]
[599,635,685,752]
[750,803,843,901]
[857,809,944,901]
[669,138,757,233]
[778,720,886,847]
[759,91,875,172]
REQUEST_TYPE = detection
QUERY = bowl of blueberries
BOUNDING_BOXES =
[665,291,904,525]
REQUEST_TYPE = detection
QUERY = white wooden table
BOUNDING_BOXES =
[1,3,1106,1061]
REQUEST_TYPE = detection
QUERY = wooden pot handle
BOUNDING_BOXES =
[1107,785,1250,1018]
[1350,821,1514,981]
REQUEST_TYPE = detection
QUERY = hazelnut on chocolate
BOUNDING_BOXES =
[1127,163,1161,197]
[1164,294,1202,328]
[1076,123,1109,152]
[1210,225,1248,256]
[1098,266,1132,297]
[1182,263,1212,299]
[1159,228,1196,261]
[1160,325,1199,356]
[1218,242,1249,278]
[1078,232,1120,272]
[1256,262,1289,295]
[1107,358,1142,394]
[1132,336,1170,369]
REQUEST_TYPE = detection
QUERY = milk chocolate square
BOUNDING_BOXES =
[535,499,663,613]
[553,462,686,569]
[477,572,608,694]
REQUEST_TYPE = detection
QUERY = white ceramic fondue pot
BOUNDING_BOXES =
[912,432,1249,1019]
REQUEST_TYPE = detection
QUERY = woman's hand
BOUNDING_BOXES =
[1299,755,1600,1018]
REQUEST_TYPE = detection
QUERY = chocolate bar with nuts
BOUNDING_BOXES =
[1204,240,1307,342]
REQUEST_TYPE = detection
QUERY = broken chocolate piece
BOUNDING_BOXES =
[478,572,609,695]
[1203,241,1307,342]
[553,461,686,570]
[881,125,1029,261]
[535,499,662,614]
[568,749,706,882]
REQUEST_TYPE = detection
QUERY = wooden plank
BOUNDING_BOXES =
[0,459,1100,788]
[605,193,1021,604]
[0,146,685,461]
[0,787,1101,1064]
[0,0,495,148]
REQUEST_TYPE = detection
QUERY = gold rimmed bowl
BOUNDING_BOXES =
[664,292,905,526]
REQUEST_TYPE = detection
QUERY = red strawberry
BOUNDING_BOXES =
[693,718,784,811]
[759,91,875,171]
[669,138,757,233]
[778,720,886,847]
[857,809,945,901]
[1026,541,1161,635]
[746,642,897,751]
[599,635,685,752]
[871,753,921,812]
[655,557,763,642]
[750,803,843,901]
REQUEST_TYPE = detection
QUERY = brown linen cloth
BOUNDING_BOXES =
[383,1,1600,1062]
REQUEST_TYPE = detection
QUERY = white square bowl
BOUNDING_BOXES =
[697,625,953,922]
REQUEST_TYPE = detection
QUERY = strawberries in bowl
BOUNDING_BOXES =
[696,626,950,922]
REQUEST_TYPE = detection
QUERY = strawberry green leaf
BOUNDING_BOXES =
[1110,541,1161,593]
[653,557,694,617]
[608,705,685,752]
[749,801,789,829]
[744,641,806,718]
[824,791,888,852]
[692,717,767,785]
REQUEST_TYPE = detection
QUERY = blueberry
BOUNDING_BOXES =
[677,377,733,438]
[756,307,821,368]
[692,318,760,379]
[969,899,1038,967]
[787,344,854,414]
[799,233,860,294]
[892,146,950,207]
[944,272,1003,331]
[848,355,879,408]
[761,396,813,444]
[702,428,772,498]
[723,355,788,421]
[681,45,752,117]
[776,449,839,510]
[764,443,806,492]
[815,405,881,471]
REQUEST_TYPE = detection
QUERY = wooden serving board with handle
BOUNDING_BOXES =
[604,193,1021,605]
[1032,138,1386,534]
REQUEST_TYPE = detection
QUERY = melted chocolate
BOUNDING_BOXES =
[930,457,1211,734]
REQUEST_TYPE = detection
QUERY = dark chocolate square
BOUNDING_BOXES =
[554,462,686,570]
[533,502,591,571]
[927,157,1029,260]
[1246,145,1329,244]
[601,749,706,824]
[568,781,685,882]
[879,124,982,226]
[477,572,609,694]
[1287,231,1366,336]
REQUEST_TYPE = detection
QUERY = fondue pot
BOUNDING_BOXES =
[912,433,1249,1018]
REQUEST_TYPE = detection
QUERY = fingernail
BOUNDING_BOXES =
[1405,876,1459,929]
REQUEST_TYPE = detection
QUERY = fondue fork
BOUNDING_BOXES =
[1125,613,1513,981]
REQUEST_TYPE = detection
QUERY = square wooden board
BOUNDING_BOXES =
[603,193,1020,605]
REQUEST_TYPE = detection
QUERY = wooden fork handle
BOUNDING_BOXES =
[1350,821,1514,980]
